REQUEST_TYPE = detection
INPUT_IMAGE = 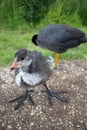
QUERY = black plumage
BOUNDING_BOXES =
[10,49,67,110]
[32,24,87,68]
[32,24,87,53]
[14,49,51,75]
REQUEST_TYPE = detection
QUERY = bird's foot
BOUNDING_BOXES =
[9,90,35,110]
[42,83,68,106]
[46,90,68,106]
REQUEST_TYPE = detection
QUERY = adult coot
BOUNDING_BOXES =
[32,24,87,68]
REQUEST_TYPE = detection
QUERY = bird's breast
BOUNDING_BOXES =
[15,71,45,87]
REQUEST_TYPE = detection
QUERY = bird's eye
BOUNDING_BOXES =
[21,57,24,60]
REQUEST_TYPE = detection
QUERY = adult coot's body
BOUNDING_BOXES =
[32,24,87,68]
[10,49,67,110]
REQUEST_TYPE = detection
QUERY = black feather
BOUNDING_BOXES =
[32,24,87,53]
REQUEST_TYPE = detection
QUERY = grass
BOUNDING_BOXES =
[0,27,87,67]
[0,29,54,66]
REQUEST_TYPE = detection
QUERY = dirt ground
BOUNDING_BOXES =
[0,61,87,130]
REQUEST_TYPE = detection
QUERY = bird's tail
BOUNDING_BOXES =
[80,37,87,43]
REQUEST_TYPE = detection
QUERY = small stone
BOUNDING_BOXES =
[8,125,12,129]
[30,122,34,126]
[2,123,5,126]
[18,126,22,130]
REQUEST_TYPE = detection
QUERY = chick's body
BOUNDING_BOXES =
[10,49,67,110]
[15,50,51,88]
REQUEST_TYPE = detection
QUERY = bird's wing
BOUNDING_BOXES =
[38,24,86,43]
[65,26,86,40]
[27,51,51,77]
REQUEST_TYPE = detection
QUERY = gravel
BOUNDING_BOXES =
[0,61,87,130]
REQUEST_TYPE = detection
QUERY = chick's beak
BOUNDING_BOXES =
[10,58,18,70]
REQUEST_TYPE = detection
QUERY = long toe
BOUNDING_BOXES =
[14,95,27,110]
[13,90,28,110]
[54,94,68,103]
[14,100,24,110]
[9,95,23,103]
[47,93,53,106]
[9,90,33,103]
[45,90,68,105]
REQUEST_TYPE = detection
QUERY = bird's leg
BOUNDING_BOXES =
[13,90,28,110]
[9,89,35,110]
[42,83,68,106]
[53,53,60,68]
[27,93,35,106]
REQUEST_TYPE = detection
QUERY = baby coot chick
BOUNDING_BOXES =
[32,24,87,68]
[10,49,67,110]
